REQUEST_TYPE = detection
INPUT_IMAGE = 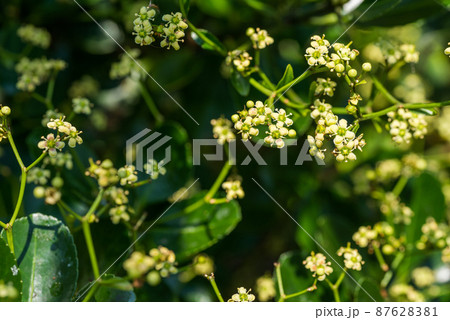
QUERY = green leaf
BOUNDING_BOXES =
[190,29,227,55]
[0,238,22,302]
[146,192,242,261]
[230,69,250,96]
[352,0,444,26]
[94,275,136,302]
[411,108,438,116]
[276,64,294,90]
[1,213,78,301]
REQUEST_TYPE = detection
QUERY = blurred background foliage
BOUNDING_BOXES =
[0,0,449,301]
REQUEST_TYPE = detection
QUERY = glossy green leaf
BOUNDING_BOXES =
[352,0,443,26]
[276,64,294,90]
[147,192,241,261]
[230,69,250,96]
[1,213,78,301]
[190,29,227,55]
[0,238,22,302]
[94,275,136,302]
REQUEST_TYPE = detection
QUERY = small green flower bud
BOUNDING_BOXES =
[231,114,240,123]
[288,129,297,138]
[246,28,255,37]
[246,100,255,108]
[362,62,372,72]
[1,106,11,116]
[445,47,450,56]
[348,69,357,78]
[33,186,46,198]
[346,104,357,115]
[146,270,161,286]
[335,64,345,73]
[51,176,64,189]
[382,244,395,255]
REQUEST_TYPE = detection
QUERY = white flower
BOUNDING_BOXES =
[222,177,244,200]
[160,25,185,51]
[248,28,274,49]
[162,12,188,30]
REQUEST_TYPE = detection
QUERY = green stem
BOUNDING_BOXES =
[275,263,286,302]
[326,278,341,302]
[283,279,317,301]
[371,75,400,104]
[373,244,389,272]
[82,220,100,279]
[381,252,405,289]
[26,152,47,172]
[361,100,450,121]
[9,171,27,226]
[208,198,229,204]
[392,175,408,197]
[82,282,100,302]
[249,77,273,96]
[334,270,346,288]
[276,67,328,94]
[257,68,275,89]
[138,81,163,126]
[204,161,232,202]
[127,179,152,189]
[207,276,224,302]
[85,189,105,221]
[0,220,7,229]
[58,200,83,221]
[7,132,25,170]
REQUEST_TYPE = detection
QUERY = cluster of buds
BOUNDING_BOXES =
[85,159,119,187]
[314,78,337,97]
[226,50,253,72]
[308,100,365,162]
[389,284,424,302]
[255,275,276,302]
[179,254,214,283]
[411,267,435,288]
[416,217,449,251]
[303,252,333,281]
[0,105,11,142]
[132,6,188,50]
[123,246,177,287]
[17,24,51,49]
[380,43,420,65]
[211,117,235,145]
[72,97,93,115]
[15,57,66,92]
[246,27,274,50]
[305,35,371,80]
[379,192,414,225]
[28,166,65,205]
[353,222,404,256]
[337,244,364,271]
[43,152,73,170]
[110,49,144,80]
[387,108,428,144]
[228,287,256,302]
[105,186,133,224]
[38,116,82,157]
[231,100,296,149]
[221,176,245,201]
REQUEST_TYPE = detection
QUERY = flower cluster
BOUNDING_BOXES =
[123,246,177,287]
[231,100,296,149]
[72,97,93,115]
[445,43,450,57]
[110,49,144,80]
[105,186,133,224]
[118,165,138,186]
[0,281,19,302]
[16,57,66,92]
[144,159,167,180]
[85,159,119,187]
[389,284,424,302]
[255,275,276,302]
[221,176,245,201]
[228,287,256,302]
[17,24,50,49]
[308,101,365,162]
[416,217,449,251]
[379,193,414,225]
[45,116,83,148]
[411,267,435,288]
[247,28,274,50]
[226,50,253,72]
[211,117,235,145]
[337,245,364,271]
[353,222,404,256]
[381,43,420,65]
[303,252,333,281]
[132,6,188,50]
[315,78,337,97]
[31,175,64,206]
[387,108,428,144]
